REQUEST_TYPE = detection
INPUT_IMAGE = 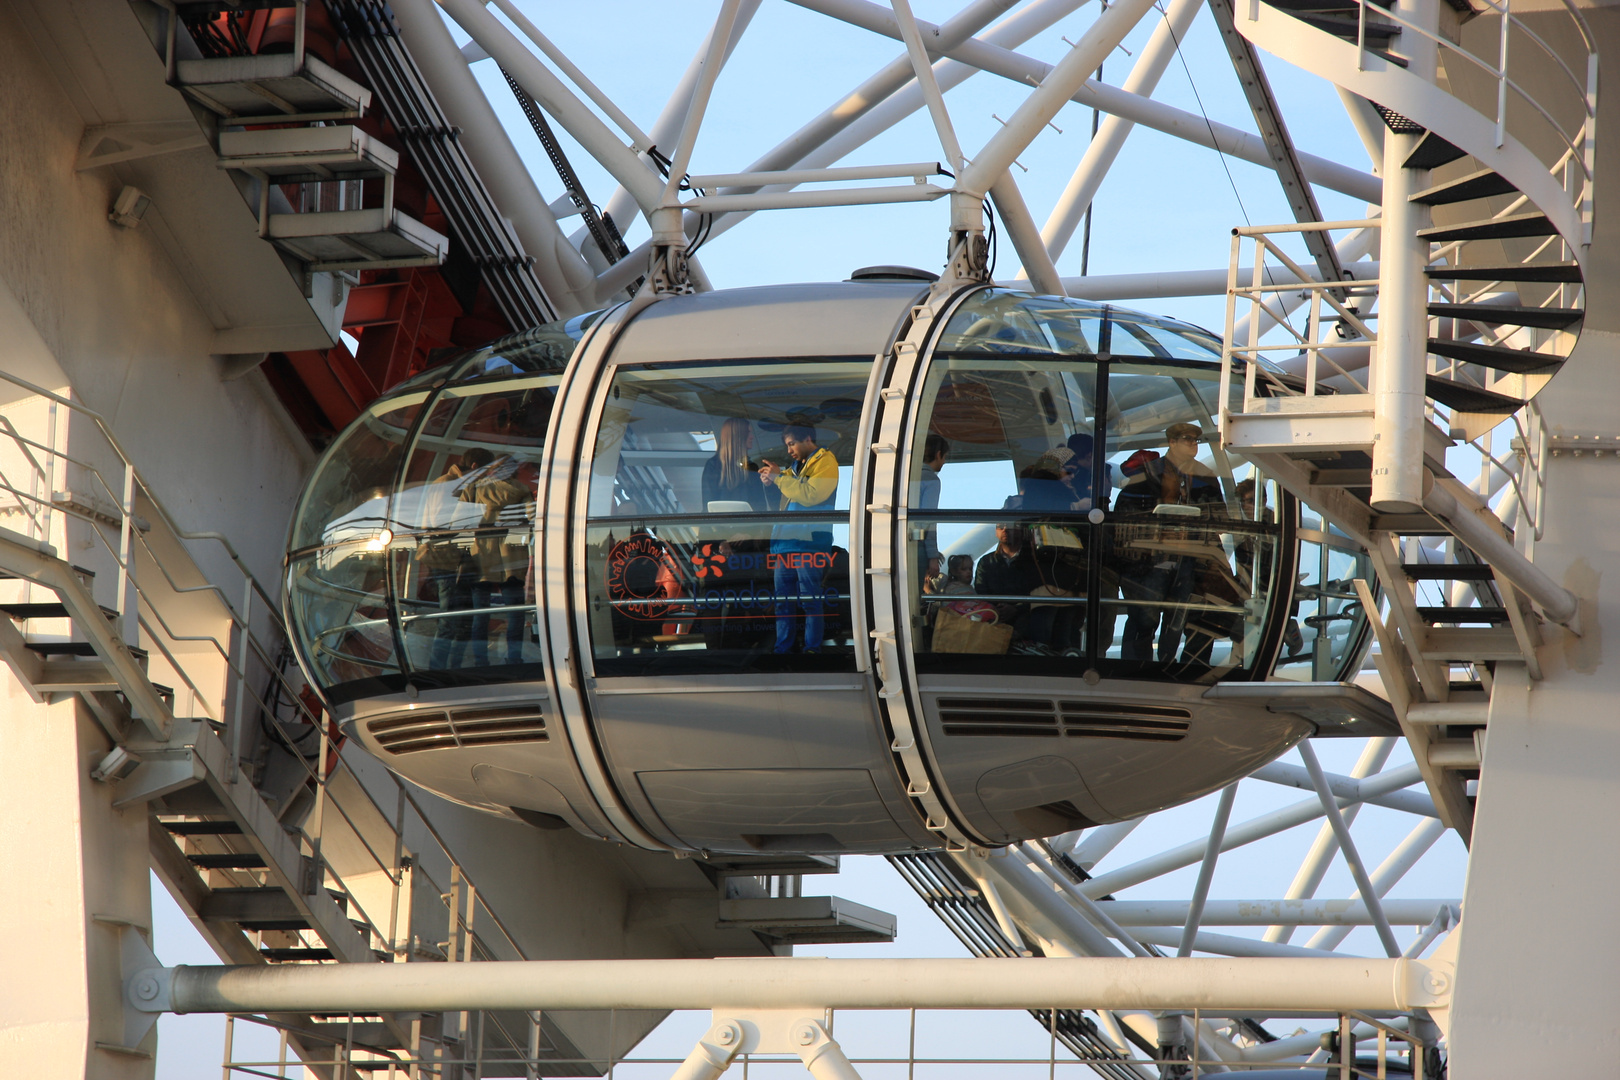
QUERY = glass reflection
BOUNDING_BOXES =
[584,358,869,673]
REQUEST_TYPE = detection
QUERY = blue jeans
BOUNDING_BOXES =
[470,577,529,666]
[427,566,474,671]
[773,543,826,653]
[1121,558,1199,662]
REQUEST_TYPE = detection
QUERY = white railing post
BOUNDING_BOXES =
[116,462,137,644]
[228,579,252,782]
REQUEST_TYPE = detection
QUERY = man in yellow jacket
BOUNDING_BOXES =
[760,422,838,654]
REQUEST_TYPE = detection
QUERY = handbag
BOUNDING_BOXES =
[932,606,1015,654]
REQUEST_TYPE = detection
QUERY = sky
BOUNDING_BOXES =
[152,2,1462,1075]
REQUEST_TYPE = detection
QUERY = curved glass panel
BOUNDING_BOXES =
[909,293,1283,684]
[1275,514,1374,681]
[583,358,870,675]
[934,289,1224,362]
[291,394,429,551]
[288,315,590,700]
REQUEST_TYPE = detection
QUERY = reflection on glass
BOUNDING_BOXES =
[934,289,1224,362]
[287,313,587,697]
[1276,517,1372,681]
[292,395,428,550]
[287,547,398,687]
[585,518,854,675]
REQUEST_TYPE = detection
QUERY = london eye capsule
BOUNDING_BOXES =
[285,279,1378,854]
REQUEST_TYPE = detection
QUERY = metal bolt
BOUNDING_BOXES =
[1422,970,1450,995]
[714,1024,738,1046]
[133,975,160,1002]
[794,1023,819,1046]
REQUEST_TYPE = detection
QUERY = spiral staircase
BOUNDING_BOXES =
[1220,0,1596,842]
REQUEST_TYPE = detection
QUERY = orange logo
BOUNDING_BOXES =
[692,543,727,579]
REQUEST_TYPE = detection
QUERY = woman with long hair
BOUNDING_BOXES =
[701,417,769,511]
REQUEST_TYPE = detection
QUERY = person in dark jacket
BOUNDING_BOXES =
[1113,422,1224,663]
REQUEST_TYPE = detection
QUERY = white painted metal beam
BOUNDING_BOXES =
[143,956,1451,1015]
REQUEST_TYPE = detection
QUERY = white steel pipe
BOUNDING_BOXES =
[391,0,595,315]
[683,185,949,213]
[1368,127,1432,512]
[688,163,945,187]
[659,0,746,214]
[988,172,1065,295]
[1298,743,1401,958]
[1098,898,1456,927]
[957,850,1126,958]
[1406,700,1490,725]
[957,0,1159,197]
[1179,783,1239,956]
[891,0,967,171]
[1308,818,1449,951]
[1249,760,1435,817]
[1083,766,1423,898]
[787,0,1382,203]
[1037,0,1204,263]
[1265,738,1394,945]
[434,0,666,216]
[1421,474,1579,627]
[153,957,1440,1014]
[1025,262,1382,300]
[1096,928,1338,959]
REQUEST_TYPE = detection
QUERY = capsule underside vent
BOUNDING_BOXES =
[366,705,548,754]
[937,698,1190,741]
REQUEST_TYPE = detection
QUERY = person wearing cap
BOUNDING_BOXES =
[1113,422,1224,664]
[761,421,839,653]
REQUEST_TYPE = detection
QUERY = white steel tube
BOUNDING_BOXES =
[958,850,1126,957]
[1368,126,1431,512]
[660,0,746,212]
[957,0,1159,197]
[1082,766,1423,898]
[391,0,594,316]
[1422,476,1579,627]
[160,956,1432,1014]
[1178,783,1238,956]
[1308,818,1448,951]
[1297,743,1401,958]
[1037,0,1204,262]
[434,0,666,216]
[1097,898,1456,927]
[787,0,1382,203]
[682,185,949,212]
[890,0,967,170]
[1265,738,1394,945]
[485,0,654,150]
[688,163,944,187]
[1128,928,1339,959]
[1248,760,1433,817]
[1405,700,1490,724]
[1072,818,1143,870]
[1038,262,1381,300]
[988,172,1065,295]
[1021,844,1152,956]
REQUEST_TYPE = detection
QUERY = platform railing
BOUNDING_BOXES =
[215,1005,1433,1079]
[0,375,529,1007]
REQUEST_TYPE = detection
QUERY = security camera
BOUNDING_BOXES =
[109,185,151,228]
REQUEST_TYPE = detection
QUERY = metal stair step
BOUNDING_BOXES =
[1427,338,1565,374]
[1290,12,1400,38]
[1420,626,1524,661]
[1410,168,1518,205]
[1425,262,1582,283]
[1428,303,1583,331]
[187,852,269,870]
[1419,212,1557,243]
[161,819,244,836]
[1423,375,1524,414]
[716,895,897,945]
[1402,563,1496,581]
[1404,131,1467,171]
[1418,606,1512,624]
[260,946,335,962]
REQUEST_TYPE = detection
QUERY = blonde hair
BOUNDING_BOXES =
[717,418,752,489]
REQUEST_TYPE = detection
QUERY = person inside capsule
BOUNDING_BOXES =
[1113,421,1225,666]
[760,416,839,654]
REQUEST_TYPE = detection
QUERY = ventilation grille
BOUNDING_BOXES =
[367,705,547,755]
[938,698,1190,741]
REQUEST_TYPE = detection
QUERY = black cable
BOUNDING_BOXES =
[983,195,999,280]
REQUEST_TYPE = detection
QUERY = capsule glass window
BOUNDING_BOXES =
[583,359,870,676]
